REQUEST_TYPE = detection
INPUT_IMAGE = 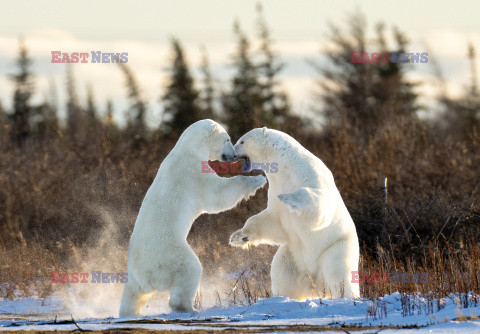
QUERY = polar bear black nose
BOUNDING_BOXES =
[222,154,235,162]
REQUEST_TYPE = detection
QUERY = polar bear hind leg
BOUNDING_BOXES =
[167,246,202,313]
[119,274,155,317]
[318,241,359,299]
[271,246,314,301]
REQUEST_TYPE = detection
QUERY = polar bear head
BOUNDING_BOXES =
[179,119,236,162]
[233,127,270,169]
[234,127,296,169]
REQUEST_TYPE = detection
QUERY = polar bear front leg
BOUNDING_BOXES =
[278,187,336,231]
[203,175,266,214]
[277,187,320,215]
[229,210,287,247]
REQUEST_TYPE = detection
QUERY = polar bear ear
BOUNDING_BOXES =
[262,127,268,135]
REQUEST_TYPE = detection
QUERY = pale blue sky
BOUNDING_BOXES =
[2,0,479,40]
[0,0,479,125]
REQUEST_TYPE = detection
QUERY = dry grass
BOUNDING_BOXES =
[0,241,56,300]
[0,119,479,306]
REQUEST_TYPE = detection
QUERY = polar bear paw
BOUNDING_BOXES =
[278,193,302,214]
[250,175,267,189]
[243,175,267,197]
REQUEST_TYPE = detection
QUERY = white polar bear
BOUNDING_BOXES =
[119,120,266,317]
[229,128,359,300]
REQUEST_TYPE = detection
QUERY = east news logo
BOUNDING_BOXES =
[51,271,128,283]
[51,51,128,63]
[351,51,428,64]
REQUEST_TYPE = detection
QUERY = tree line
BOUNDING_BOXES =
[1,9,479,148]
[0,9,479,262]
[1,5,303,147]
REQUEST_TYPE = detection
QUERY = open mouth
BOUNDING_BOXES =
[235,155,251,172]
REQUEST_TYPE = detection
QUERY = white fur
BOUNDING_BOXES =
[119,120,266,317]
[229,128,359,300]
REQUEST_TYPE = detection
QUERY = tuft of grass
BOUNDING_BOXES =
[0,116,479,307]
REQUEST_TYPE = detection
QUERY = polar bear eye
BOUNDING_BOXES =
[240,140,244,144]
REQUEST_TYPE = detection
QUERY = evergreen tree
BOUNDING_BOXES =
[36,78,59,138]
[0,100,6,127]
[10,37,35,143]
[104,99,115,126]
[462,43,480,134]
[161,38,200,135]
[255,3,299,133]
[199,46,215,120]
[118,63,147,142]
[66,64,83,141]
[223,21,262,139]
[315,12,418,138]
[102,99,120,143]
[442,42,480,140]
[47,77,59,125]
[0,100,7,140]
[85,84,100,133]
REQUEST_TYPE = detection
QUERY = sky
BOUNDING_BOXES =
[0,0,479,126]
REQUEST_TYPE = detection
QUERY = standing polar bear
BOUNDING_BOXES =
[119,120,266,317]
[230,128,359,300]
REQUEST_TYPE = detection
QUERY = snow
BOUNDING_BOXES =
[1,292,479,332]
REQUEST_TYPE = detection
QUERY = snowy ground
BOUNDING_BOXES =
[1,292,479,332]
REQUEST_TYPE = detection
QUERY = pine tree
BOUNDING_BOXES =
[463,43,480,134]
[85,84,100,134]
[118,63,147,143]
[255,3,299,133]
[36,78,58,138]
[102,99,120,143]
[47,77,59,127]
[10,37,35,143]
[223,21,262,139]
[161,38,200,135]
[0,100,6,125]
[315,12,418,138]
[199,46,215,120]
[443,42,480,140]
[66,64,83,141]
[0,100,7,138]
[104,99,115,126]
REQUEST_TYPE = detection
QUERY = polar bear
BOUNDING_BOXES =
[119,120,266,317]
[229,128,359,300]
